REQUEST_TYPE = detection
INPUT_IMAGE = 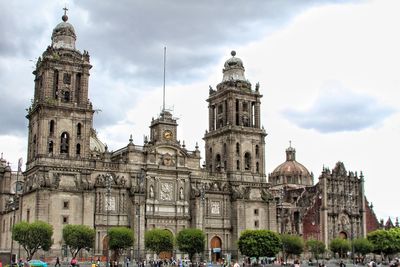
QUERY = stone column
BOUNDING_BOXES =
[208,105,214,131]
[321,174,329,246]
[359,172,367,237]
[238,100,242,126]
[228,98,234,126]
[254,101,260,128]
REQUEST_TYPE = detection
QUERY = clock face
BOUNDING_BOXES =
[163,130,173,140]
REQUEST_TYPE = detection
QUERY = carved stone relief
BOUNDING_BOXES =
[160,182,173,201]
[211,201,220,215]
[160,153,175,166]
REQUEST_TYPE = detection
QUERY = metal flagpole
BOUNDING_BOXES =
[163,46,166,112]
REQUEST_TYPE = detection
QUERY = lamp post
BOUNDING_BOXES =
[136,205,140,264]
[10,206,15,264]
[10,158,22,264]
[349,193,355,265]
[279,187,285,265]
[106,174,112,267]
[200,184,206,262]
[136,169,145,265]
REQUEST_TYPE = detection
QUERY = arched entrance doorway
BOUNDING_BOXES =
[159,229,173,259]
[102,235,109,257]
[210,236,222,263]
[339,231,348,239]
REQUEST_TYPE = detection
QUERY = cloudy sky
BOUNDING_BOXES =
[0,0,399,222]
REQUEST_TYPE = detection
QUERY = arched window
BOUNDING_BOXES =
[63,90,70,102]
[48,141,54,154]
[218,118,223,128]
[255,145,259,158]
[76,143,81,155]
[77,123,82,137]
[53,70,59,99]
[32,134,37,156]
[236,143,240,155]
[256,162,259,173]
[236,160,240,170]
[60,132,69,154]
[244,152,251,170]
[49,120,55,135]
[215,154,221,168]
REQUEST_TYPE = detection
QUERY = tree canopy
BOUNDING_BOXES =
[329,238,350,258]
[12,221,53,260]
[176,228,205,261]
[63,224,95,258]
[367,228,400,258]
[108,227,134,260]
[352,238,373,257]
[281,234,304,259]
[145,229,174,255]
[238,230,282,260]
[306,239,325,262]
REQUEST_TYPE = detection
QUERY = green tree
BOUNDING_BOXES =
[12,221,53,260]
[388,228,400,255]
[367,229,400,259]
[281,234,304,261]
[145,229,174,255]
[108,227,134,261]
[352,238,373,260]
[306,239,326,263]
[176,228,205,262]
[329,238,350,258]
[63,224,95,258]
[238,230,282,262]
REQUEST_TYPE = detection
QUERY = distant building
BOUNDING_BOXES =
[0,11,379,262]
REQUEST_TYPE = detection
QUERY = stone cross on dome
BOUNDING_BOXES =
[62,5,69,22]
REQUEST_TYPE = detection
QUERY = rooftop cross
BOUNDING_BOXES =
[62,5,69,22]
[63,5,68,16]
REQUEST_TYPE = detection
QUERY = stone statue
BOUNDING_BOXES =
[149,185,154,198]
[179,187,184,200]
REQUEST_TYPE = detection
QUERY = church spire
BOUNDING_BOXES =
[286,141,296,161]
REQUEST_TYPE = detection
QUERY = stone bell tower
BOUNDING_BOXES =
[204,51,267,181]
[26,10,93,168]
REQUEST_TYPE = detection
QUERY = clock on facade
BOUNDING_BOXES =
[163,130,173,140]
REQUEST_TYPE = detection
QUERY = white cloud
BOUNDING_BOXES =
[282,81,396,133]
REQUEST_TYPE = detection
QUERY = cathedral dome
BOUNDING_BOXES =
[222,51,246,82]
[90,129,105,154]
[269,145,313,187]
[51,13,77,50]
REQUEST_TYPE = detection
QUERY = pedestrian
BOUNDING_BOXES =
[339,261,346,267]
[71,257,78,267]
[55,257,61,267]
[233,261,240,267]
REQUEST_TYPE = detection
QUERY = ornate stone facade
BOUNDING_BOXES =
[269,148,379,246]
[0,13,277,262]
[0,11,379,262]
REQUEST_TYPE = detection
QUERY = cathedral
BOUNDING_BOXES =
[0,11,379,262]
